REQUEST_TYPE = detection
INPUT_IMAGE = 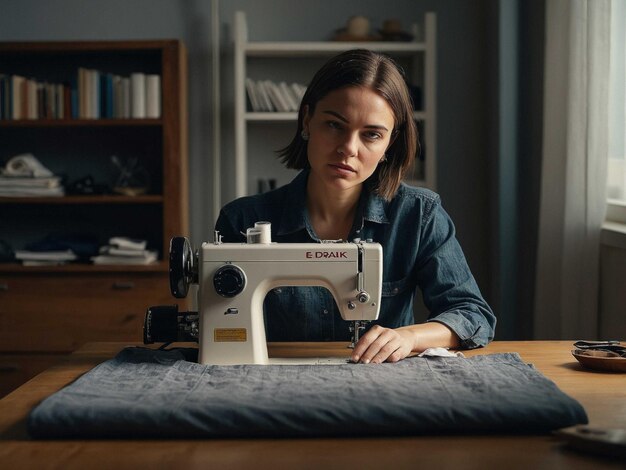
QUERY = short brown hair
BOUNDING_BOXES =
[277,49,418,200]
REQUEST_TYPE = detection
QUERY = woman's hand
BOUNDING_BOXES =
[350,322,462,363]
[350,325,416,363]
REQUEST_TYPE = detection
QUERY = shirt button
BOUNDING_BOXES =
[322,309,329,315]
[392,287,399,294]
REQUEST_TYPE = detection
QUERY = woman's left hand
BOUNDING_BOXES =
[350,325,416,363]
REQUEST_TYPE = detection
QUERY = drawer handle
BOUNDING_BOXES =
[0,364,20,372]
[113,281,135,290]
[0,283,8,291]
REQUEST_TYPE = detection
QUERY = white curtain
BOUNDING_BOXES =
[534,0,611,339]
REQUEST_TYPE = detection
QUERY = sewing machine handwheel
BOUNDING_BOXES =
[169,237,195,298]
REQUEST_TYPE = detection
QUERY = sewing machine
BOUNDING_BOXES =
[144,222,383,365]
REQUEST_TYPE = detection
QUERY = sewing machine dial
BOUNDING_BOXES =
[213,264,246,297]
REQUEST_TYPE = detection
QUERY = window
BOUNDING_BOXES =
[607,0,626,223]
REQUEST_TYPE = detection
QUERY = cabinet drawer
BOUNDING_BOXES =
[0,353,66,398]
[0,273,180,352]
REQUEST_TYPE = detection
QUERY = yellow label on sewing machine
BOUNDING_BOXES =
[214,328,247,342]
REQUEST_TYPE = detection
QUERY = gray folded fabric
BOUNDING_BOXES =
[28,347,587,439]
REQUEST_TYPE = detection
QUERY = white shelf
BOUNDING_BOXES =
[245,112,298,121]
[234,11,437,197]
[244,42,427,56]
[245,111,427,122]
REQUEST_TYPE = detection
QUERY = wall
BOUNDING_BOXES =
[0,0,215,255]
[0,0,496,320]
[599,233,626,339]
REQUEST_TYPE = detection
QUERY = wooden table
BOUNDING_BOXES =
[0,341,624,469]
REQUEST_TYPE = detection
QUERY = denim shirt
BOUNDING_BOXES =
[215,170,496,349]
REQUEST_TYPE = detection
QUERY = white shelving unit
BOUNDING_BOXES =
[233,11,436,197]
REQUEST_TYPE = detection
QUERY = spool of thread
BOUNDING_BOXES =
[246,228,263,244]
[254,221,272,244]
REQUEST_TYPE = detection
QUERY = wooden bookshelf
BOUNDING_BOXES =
[0,40,188,397]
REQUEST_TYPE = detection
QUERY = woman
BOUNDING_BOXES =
[216,49,496,363]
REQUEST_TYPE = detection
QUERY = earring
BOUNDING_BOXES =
[379,154,387,163]
[301,130,309,141]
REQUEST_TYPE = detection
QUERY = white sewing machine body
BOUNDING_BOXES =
[143,222,383,365]
[197,240,382,365]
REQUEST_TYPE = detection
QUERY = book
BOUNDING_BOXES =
[131,72,146,118]
[291,83,306,104]
[121,77,131,118]
[0,176,62,188]
[11,75,25,120]
[112,75,122,118]
[256,81,273,112]
[0,187,64,197]
[57,83,65,119]
[265,81,289,112]
[101,73,114,119]
[90,69,100,119]
[15,249,77,261]
[245,78,261,112]
[145,74,161,118]
[279,81,299,111]
[99,245,153,257]
[26,79,37,119]
[45,82,55,118]
[78,68,87,119]
[69,76,78,119]
[21,260,70,266]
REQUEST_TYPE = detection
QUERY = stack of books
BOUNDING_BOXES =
[245,79,306,112]
[92,237,158,265]
[0,175,63,197]
[0,153,64,197]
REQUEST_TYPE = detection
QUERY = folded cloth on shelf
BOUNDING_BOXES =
[25,233,99,259]
[1,153,54,178]
[27,347,588,439]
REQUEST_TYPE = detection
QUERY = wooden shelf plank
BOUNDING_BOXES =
[0,195,163,204]
[0,119,162,128]
[0,261,168,273]
[0,40,180,53]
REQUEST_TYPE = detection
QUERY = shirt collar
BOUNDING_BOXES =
[276,169,389,237]
[361,184,389,225]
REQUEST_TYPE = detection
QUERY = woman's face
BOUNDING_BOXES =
[303,86,395,194]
